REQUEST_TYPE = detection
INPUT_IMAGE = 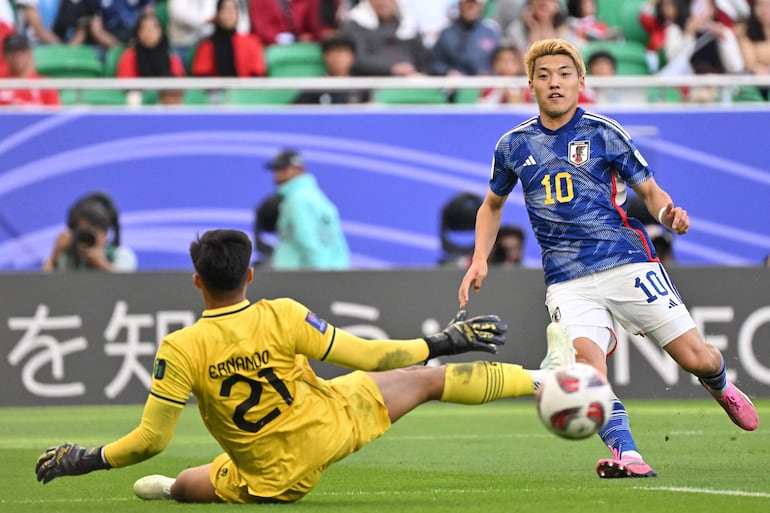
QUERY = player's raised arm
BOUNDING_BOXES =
[458,190,507,307]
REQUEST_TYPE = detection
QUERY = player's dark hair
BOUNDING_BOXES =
[190,230,252,294]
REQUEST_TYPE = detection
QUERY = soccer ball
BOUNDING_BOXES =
[536,363,614,440]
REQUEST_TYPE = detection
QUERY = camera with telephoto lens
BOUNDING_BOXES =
[72,227,97,247]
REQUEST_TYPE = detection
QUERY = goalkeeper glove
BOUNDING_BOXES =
[423,309,506,360]
[35,443,111,484]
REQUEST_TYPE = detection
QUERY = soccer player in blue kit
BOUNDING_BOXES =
[458,38,758,478]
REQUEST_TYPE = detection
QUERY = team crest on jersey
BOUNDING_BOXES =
[568,141,590,166]
[305,311,328,334]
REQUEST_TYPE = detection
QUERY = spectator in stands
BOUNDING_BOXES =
[639,0,690,72]
[582,49,623,103]
[265,148,350,270]
[490,0,528,39]
[431,0,500,77]
[15,0,61,45]
[339,0,431,76]
[0,34,60,106]
[478,44,528,103]
[191,0,266,77]
[293,33,371,104]
[249,0,324,47]
[736,0,770,99]
[89,0,155,49]
[566,0,623,46]
[42,192,137,272]
[496,0,574,51]
[319,0,345,37]
[398,0,453,48]
[51,0,101,45]
[168,0,250,63]
[658,0,744,87]
[488,224,526,267]
[0,0,16,73]
[117,12,187,105]
[686,0,744,73]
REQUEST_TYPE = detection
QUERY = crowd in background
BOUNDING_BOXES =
[0,0,768,106]
[9,0,768,271]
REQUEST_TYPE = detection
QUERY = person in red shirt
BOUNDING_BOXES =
[0,33,60,106]
[191,0,266,77]
[117,12,186,105]
[249,0,323,46]
[117,12,186,78]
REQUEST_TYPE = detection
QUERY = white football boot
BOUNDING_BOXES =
[133,474,175,500]
[539,322,576,370]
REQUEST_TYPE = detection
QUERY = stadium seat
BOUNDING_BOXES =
[732,86,765,102]
[595,0,621,28]
[58,89,127,106]
[453,88,481,104]
[646,87,684,103]
[155,0,169,35]
[265,42,325,77]
[33,45,103,77]
[183,89,209,105]
[374,88,449,104]
[582,41,650,75]
[228,88,300,104]
[617,0,649,46]
[103,45,126,77]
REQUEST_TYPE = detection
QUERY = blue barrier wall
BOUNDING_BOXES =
[1,107,768,270]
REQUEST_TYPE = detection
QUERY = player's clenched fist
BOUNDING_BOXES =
[35,443,111,484]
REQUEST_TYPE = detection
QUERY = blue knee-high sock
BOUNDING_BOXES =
[598,398,638,457]
[695,357,727,393]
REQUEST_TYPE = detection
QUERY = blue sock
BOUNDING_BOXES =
[598,398,638,457]
[695,357,727,393]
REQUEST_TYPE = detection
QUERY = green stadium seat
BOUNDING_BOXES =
[228,89,300,104]
[33,45,103,77]
[582,41,650,75]
[265,42,325,77]
[732,86,765,102]
[453,88,481,104]
[183,89,209,105]
[58,89,127,106]
[595,0,621,28]
[646,87,684,103]
[374,88,449,104]
[103,45,126,77]
[617,0,649,46]
[155,0,169,35]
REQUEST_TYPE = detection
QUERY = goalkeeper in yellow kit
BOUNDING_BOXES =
[35,229,571,504]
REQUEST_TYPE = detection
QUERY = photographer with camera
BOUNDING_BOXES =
[42,192,137,272]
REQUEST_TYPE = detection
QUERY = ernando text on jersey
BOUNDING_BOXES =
[490,108,659,285]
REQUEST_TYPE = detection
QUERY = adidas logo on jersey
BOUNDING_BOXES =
[523,155,537,166]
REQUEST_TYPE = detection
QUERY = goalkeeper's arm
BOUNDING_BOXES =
[35,394,182,484]
[322,311,506,371]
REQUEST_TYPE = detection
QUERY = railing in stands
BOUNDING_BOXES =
[0,75,769,105]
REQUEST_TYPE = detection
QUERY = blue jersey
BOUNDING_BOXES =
[490,108,658,285]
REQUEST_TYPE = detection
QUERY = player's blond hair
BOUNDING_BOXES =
[524,39,586,81]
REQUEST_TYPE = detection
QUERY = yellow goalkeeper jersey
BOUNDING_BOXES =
[149,297,427,498]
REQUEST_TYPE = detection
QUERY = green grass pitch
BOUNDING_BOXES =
[2,399,768,513]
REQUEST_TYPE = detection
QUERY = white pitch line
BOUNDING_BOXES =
[635,486,770,498]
